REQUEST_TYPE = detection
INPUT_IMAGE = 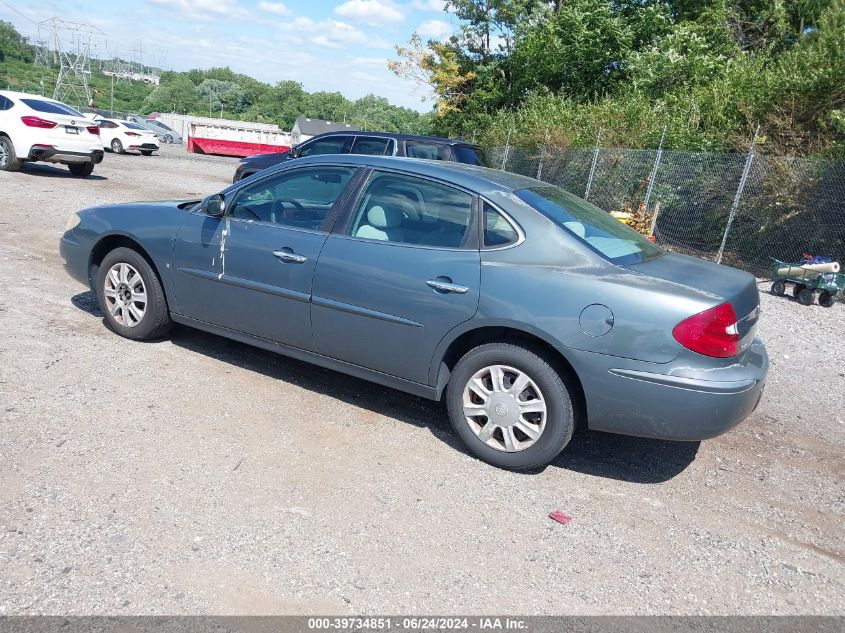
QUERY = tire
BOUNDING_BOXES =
[793,283,806,299]
[164,134,173,144]
[141,150,153,156]
[111,138,124,154]
[770,280,785,296]
[446,343,575,470]
[797,287,814,306]
[0,135,22,172]
[95,247,171,341]
[68,163,94,178]
[819,291,836,308]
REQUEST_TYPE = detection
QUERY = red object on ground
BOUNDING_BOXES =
[188,136,290,158]
[549,510,572,525]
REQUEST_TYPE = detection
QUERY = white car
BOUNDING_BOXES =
[0,90,104,177]
[94,118,160,156]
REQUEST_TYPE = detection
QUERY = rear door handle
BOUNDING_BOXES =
[427,279,469,294]
[273,249,307,264]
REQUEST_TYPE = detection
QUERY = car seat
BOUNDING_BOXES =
[356,205,404,241]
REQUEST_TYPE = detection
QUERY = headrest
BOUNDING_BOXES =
[367,205,403,229]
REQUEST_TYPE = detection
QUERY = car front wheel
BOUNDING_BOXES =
[446,343,575,470]
[96,247,171,340]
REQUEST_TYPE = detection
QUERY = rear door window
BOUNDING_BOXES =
[0,95,13,111]
[405,141,451,161]
[483,203,520,247]
[350,137,393,156]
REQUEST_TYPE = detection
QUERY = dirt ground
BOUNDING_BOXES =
[0,146,843,615]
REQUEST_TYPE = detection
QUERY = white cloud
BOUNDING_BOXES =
[149,0,249,20]
[280,17,391,49]
[416,19,452,38]
[258,1,291,15]
[411,0,445,11]
[334,0,405,26]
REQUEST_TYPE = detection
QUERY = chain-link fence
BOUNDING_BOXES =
[486,140,845,277]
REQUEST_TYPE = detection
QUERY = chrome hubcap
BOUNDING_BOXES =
[104,263,146,327]
[462,364,547,452]
[0,140,8,166]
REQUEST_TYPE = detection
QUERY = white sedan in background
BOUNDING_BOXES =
[94,118,160,156]
[0,90,104,177]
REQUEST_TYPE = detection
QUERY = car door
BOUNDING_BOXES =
[311,169,481,385]
[171,164,360,350]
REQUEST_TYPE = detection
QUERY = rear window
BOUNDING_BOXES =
[452,145,487,166]
[516,186,663,265]
[21,98,83,117]
[147,119,173,131]
[406,141,451,161]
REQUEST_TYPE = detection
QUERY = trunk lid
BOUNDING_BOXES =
[626,252,761,353]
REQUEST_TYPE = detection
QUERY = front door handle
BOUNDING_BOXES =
[273,249,307,264]
[427,278,469,294]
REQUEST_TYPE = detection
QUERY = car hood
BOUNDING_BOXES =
[241,150,291,165]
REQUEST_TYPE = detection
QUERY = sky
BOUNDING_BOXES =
[0,0,457,111]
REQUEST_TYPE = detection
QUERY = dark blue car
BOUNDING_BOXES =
[60,155,768,470]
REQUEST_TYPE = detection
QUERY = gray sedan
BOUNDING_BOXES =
[59,155,767,470]
[126,115,182,144]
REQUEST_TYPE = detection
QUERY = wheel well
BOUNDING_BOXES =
[439,326,587,427]
[89,236,168,306]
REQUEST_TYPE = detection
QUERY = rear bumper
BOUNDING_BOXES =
[569,339,769,441]
[29,146,104,165]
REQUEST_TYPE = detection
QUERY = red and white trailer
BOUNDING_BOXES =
[149,113,292,157]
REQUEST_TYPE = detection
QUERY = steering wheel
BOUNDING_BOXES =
[271,197,305,223]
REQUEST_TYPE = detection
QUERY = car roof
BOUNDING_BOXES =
[303,129,481,148]
[0,90,64,103]
[286,154,545,194]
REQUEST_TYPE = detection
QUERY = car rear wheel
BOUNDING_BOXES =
[0,135,22,172]
[111,139,124,154]
[164,134,173,144]
[68,163,94,178]
[446,343,575,470]
[96,247,171,341]
[141,150,153,156]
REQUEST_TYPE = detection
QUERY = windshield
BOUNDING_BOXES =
[516,186,663,265]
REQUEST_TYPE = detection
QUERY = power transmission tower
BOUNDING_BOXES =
[39,18,104,107]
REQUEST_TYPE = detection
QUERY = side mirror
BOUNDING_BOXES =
[202,194,225,217]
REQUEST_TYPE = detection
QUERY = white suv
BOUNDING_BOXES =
[0,91,104,177]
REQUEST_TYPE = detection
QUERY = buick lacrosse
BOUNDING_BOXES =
[60,155,768,469]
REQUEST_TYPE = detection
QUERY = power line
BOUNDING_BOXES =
[0,0,37,25]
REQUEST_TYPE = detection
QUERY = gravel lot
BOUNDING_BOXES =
[0,146,843,615]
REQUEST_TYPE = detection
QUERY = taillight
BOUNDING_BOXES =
[125,132,141,137]
[672,302,739,358]
[87,126,100,135]
[21,116,57,129]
